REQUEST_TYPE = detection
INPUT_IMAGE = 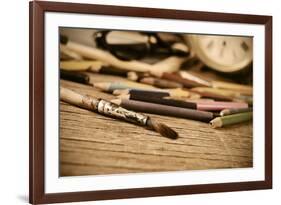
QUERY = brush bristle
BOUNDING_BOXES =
[147,118,178,139]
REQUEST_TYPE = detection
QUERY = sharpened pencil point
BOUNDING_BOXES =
[113,89,130,96]
[210,117,222,128]
[110,99,122,105]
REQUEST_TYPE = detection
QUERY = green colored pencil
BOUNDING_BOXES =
[210,112,253,128]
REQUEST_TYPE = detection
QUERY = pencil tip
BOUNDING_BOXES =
[110,99,121,105]
[113,89,130,96]
[210,117,222,128]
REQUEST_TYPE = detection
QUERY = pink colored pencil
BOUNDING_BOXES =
[196,101,248,111]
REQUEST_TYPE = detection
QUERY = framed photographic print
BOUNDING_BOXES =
[29,1,272,204]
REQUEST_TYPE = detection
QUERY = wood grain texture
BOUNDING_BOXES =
[59,73,252,176]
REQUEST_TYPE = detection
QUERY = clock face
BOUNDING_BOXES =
[187,35,253,72]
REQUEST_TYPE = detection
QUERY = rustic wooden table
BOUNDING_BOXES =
[59,73,253,176]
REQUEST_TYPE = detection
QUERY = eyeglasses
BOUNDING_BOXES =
[93,31,189,61]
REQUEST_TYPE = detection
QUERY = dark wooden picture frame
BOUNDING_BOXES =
[29,1,272,204]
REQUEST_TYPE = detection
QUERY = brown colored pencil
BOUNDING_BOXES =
[111,99,214,122]
[120,94,197,109]
[128,89,170,98]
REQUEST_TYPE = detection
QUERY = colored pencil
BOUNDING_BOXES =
[127,72,183,88]
[183,98,215,103]
[156,72,207,88]
[93,82,156,93]
[191,87,242,98]
[111,99,214,122]
[210,112,253,128]
[191,90,234,101]
[220,108,253,116]
[196,101,248,111]
[60,87,178,139]
[112,88,190,98]
[60,70,91,85]
[119,94,197,109]
[234,95,253,105]
[127,89,170,98]
[179,71,212,87]
[211,80,253,96]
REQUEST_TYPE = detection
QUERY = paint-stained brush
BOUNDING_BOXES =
[60,87,178,139]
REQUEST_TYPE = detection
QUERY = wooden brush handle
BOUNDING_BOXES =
[60,87,148,126]
[60,87,99,110]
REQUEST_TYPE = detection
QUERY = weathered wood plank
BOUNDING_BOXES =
[59,74,253,176]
